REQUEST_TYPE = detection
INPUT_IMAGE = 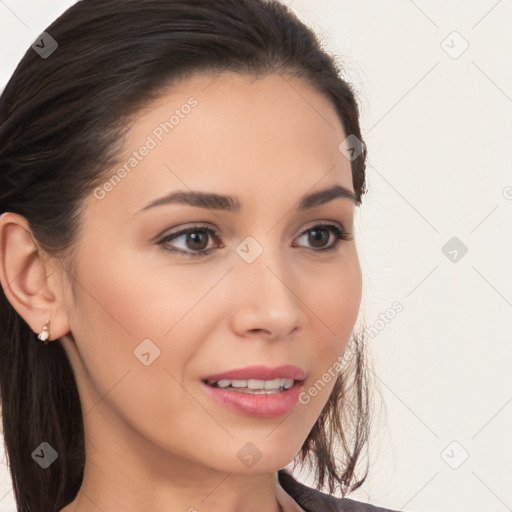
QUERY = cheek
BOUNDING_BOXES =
[66,253,227,462]
[295,251,361,415]
[305,250,362,356]
[66,241,232,420]
[71,238,228,342]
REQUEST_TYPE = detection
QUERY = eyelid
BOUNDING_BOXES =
[156,219,351,240]
[153,222,216,241]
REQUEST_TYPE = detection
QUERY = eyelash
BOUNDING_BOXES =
[156,222,352,257]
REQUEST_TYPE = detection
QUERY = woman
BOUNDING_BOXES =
[0,1,399,511]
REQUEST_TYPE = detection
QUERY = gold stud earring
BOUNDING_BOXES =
[37,320,51,345]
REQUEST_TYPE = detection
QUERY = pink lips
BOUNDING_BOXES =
[201,364,306,384]
[200,364,306,418]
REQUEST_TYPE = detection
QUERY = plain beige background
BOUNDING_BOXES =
[1,1,511,511]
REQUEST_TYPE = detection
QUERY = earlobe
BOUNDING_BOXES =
[0,212,70,342]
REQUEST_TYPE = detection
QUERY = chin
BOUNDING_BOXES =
[205,446,301,475]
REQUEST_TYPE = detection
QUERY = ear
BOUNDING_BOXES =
[0,212,71,342]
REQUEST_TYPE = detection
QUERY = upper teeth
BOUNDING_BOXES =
[215,378,294,390]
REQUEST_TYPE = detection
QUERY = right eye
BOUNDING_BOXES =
[157,225,223,257]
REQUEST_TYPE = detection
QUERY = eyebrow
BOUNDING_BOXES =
[137,184,359,214]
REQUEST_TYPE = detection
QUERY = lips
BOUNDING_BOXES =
[199,365,307,417]
[201,377,305,417]
[201,364,306,384]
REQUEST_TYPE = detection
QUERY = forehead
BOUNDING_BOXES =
[88,71,354,216]
[131,71,346,153]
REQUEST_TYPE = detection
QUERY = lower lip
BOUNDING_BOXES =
[201,380,305,418]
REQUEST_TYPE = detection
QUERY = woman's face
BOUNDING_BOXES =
[58,71,362,476]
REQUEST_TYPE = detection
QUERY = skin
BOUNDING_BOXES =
[0,71,362,512]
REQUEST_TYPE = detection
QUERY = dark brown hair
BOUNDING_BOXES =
[0,1,370,510]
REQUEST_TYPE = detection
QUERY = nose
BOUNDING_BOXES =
[228,243,305,342]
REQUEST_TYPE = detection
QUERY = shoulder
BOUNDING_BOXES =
[277,469,400,512]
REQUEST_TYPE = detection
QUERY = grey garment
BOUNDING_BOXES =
[277,469,400,512]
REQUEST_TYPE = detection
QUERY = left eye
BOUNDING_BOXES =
[293,223,350,251]
[157,222,350,257]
